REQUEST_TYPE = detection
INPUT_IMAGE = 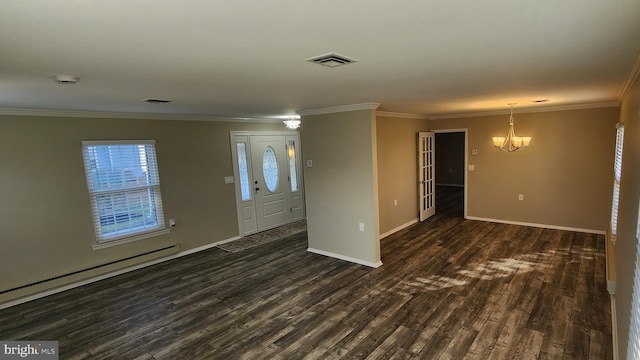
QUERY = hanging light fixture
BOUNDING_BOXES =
[283,117,301,129]
[492,103,531,152]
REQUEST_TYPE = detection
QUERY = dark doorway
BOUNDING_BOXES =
[435,132,465,217]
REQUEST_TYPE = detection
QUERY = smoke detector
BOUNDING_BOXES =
[307,53,358,68]
[53,74,79,84]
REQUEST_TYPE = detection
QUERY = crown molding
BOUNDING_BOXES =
[375,111,430,120]
[297,102,380,116]
[429,101,620,120]
[0,107,282,123]
[619,50,640,102]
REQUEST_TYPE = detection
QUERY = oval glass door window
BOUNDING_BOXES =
[263,146,279,192]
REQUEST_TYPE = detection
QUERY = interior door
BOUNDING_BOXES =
[419,132,435,221]
[250,135,290,230]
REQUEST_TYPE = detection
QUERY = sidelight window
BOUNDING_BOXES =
[288,140,299,192]
[236,142,251,201]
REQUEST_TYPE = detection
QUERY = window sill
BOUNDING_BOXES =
[92,228,171,251]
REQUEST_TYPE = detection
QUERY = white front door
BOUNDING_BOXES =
[230,131,305,236]
[419,132,435,221]
[250,135,290,230]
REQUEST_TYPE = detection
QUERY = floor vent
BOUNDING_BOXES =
[307,53,358,68]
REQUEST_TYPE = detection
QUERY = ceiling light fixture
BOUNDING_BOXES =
[492,103,531,152]
[283,117,301,129]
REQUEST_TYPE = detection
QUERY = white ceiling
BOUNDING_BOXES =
[1,0,639,120]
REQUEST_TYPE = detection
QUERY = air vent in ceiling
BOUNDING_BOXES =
[53,74,79,85]
[307,53,358,68]
[142,98,172,104]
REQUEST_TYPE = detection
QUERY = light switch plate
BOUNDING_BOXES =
[468,164,475,171]
[472,149,478,156]
[224,176,234,184]
[306,160,313,167]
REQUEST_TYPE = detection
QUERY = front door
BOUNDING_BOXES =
[250,135,290,230]
[231,132,304,236]
[419,132,435,221]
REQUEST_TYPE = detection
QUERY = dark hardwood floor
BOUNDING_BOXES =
[0,186,612,359]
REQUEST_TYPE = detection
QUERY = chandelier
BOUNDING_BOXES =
[492,103,531,152]
[283,118,301,129]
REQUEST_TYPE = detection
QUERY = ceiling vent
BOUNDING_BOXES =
[53,74,79,85]
[307,53,358,68]
[142,98,172,104]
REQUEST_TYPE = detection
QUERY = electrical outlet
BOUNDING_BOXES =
[518,194,524,201]
[394,199,398,206]
[169,219,176,227]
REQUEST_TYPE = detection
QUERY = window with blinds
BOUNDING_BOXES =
[82,140,166,243]
[611,123,624,241]
[628,202,640,359]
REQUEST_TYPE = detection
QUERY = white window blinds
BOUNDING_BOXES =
[628,206,640,359]
[82,140,165,242]
[611,123,624,240]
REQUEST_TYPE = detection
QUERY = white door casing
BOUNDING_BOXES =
[230,131,305,236]
[419,132,435,221]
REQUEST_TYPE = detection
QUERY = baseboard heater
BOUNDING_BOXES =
[1,245,180,297]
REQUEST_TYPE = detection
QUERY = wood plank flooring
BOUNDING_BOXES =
[0,186,612,359]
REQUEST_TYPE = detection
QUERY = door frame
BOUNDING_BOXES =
[432,128,468,219]
[418,132,436,221]
[229,130,305,236]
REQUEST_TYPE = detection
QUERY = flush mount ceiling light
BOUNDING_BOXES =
[283,117,301,129]
[306,53,358,68]
[53,74,79,84]
[492,103,531,152]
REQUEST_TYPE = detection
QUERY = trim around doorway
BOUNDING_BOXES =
[229,131,305,238]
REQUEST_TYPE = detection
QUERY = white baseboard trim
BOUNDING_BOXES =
[307,247,383,268]
[380,218,419,239]
[611,295,619,360]
[464,216,606,235]
[0,235,242,310]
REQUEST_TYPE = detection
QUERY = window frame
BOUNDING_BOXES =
[81,140,168,249]
[626,200,640,359]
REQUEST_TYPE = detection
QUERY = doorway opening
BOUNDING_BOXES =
[434,130,467,218]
